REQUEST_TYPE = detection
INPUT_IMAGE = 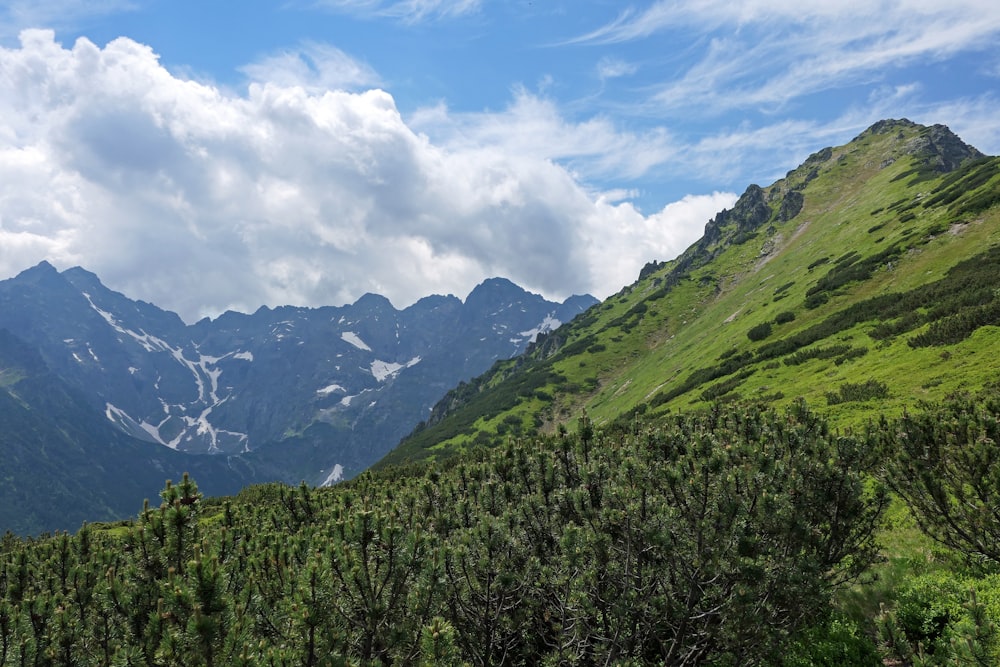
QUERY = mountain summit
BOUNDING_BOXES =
[384,119,1000,466]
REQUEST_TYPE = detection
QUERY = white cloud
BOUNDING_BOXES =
[410,87,678,182]
[0,0,136,41]
[596,56,637,81]
[575,0,1000,115]
[581,192,738,295]
[0,30,726,320]
[310,0,482,22]
[241,42,382,92]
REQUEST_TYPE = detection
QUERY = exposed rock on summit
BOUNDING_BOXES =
[860,118,984,174]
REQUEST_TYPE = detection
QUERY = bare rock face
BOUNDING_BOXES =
[904,123,984,173]
[778,190,805,222]
[861,118,984,174]
[702,184,771,245]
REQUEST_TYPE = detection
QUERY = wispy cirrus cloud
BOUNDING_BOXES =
[0,0,136,41]
[309,0,482,23]
[573,0,1000,115]
[665,88,1000,191]
[596,56,637,81]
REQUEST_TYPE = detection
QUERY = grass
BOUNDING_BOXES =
[836,495,954,629]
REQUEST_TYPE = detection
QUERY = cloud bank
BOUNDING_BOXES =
[0,30,732,321]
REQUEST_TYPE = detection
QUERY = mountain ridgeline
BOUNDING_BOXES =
[0,271,595,533]
[382,118,1000,467]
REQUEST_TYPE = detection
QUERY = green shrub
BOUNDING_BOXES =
[879,573,1000,665]
[895,572,967,649]
[783,617,881,667]
[805,292,830,309]
[783,344,853,367]
[807,256,831,271]
[825,379,889,405]
[773,281,796,297]
[747,321,773,341]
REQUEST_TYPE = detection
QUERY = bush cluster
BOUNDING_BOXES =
[0,404,887,666]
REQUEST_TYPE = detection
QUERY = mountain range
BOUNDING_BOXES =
[3,117,999,535]
[0,268,596,532]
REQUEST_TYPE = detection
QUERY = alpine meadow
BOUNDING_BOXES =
[3,118,1000,665]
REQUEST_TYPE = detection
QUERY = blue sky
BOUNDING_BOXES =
[1,0,998,321]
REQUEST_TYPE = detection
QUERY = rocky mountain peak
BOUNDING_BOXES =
[858,117,921,138]
[701,183,770,246]
[903,123,984,172]
[463,277,532,313]
[13,260,62,285]
[353,292,395,312]
[856,118,984,174]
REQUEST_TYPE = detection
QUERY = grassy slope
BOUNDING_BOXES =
[381,120,1000,467]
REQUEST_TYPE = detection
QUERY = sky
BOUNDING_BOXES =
[1,1,998,322]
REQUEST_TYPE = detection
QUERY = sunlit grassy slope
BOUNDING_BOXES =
[380,119,1000,468]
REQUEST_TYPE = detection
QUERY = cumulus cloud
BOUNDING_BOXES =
[410,87,678,182]
[0,30,731,321]
[240,42,382,92]
[580,192,738,295]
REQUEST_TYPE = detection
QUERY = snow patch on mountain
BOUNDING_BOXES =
[320,464,344,487]
[107,402,176,448]
[105,403,130,427]
[317,383,345,395]
[199,355,224,403]
[139,419,169,448]
[370,356,421,382]
[83,293,174,354]
[182,401,248,454]
[517,314,562,344]
[84,292,253,451]
[340,388,373,407]
[270,322,295,341]
[341,331,371,351]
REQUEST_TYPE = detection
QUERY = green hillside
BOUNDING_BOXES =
[382,118,1000,468]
